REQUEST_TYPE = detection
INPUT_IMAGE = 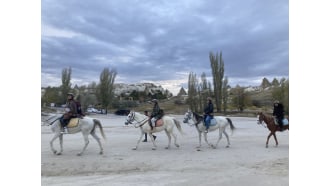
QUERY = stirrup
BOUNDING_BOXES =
[61,128,68,134]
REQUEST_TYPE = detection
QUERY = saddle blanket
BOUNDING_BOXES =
[274,118,289,126]
[210,119,217,126]
[155,119,163,127]
[67,118,80,128]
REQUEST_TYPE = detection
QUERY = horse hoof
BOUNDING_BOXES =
[196,148,201,151]
[175,144,180,148]
[56,152,62,155]
[99,151,103,155]
[165,147,169,149]
[132,147,137,150]
[265,145,268,148]
[53,151,57,154]
[152,147,156,150]
[226,145,230,148]
[77,153,82,156]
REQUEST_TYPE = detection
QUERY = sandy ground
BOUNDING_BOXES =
[41,114,289,186]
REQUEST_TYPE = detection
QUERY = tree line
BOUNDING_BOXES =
[187,51,289,114]
[42,67,117,114]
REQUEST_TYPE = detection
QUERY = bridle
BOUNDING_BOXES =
[257,114,267,128]
[183,111,202,126]
[125,112,149,128]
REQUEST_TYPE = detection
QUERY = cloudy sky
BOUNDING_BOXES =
[41,0,288,95]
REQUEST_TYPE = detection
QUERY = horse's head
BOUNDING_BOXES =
[183,111,192,123]
[125,111,135,125]
[257,112,265,125]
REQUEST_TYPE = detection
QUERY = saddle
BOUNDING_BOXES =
[67,118,80,128]
[203,119,217,126]
[155,119,163,127]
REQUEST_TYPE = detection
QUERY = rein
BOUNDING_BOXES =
[259,114,273,128]
[130,112,149,128]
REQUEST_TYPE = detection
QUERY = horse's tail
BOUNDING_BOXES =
[173,118,185,135]
[226,118,235,136]
[93,119,106,140]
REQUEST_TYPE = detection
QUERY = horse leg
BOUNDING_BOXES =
[193,130,200,149]
[203,132,212,147]
[133,130,144,150]
[266,132,273,148]
[149,132,157,150]
[212,128,223,149]
[164,130,172,149]
[273,133,279,147]
[50,133,61,155]
[90,132,104,155]
[171,130,179,148]
[223,130,230,148]
[58,134,64,155]
[77,132,90,156]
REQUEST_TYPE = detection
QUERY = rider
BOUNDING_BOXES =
[60,93,78,133]
[149,99,163,130]
[203,97,214,133]
[273,100,284,131]
[143,110,156,142]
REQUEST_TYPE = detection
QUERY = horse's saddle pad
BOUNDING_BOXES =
[67,118,80,128]
[210,119,217,126]
[155,119,163,127]
[274,118,289,126]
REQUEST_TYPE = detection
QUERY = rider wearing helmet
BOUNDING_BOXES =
[60,93,78,133]
[273,100,284,131]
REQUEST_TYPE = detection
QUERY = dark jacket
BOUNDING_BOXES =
[273,103,284,119]
[151,103,161,118]
[66,99,78,117]
[204,101,214,115]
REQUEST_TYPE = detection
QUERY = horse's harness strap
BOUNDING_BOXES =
[132,115,149,128]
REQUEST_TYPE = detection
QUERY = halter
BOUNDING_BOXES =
[127,112,149,128]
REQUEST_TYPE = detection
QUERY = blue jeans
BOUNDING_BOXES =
[205,115,211,129]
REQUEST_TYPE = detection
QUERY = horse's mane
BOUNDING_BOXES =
[192,112,204,124]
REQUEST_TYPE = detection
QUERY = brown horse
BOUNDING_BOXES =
[257,112,289,148]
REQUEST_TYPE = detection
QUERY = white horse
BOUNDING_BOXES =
[125,111,184,150]
[43,114,106,156]
[182,110,235,149]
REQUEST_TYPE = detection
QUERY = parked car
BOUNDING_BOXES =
[114,109,130,116]
[87,108,101,114]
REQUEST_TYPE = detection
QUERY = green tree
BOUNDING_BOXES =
[60,67,72,103]
[98,67,117,114]
[272,78,289,114]
[41,86,61,106]
[222,76,229,114]
[187,72,199,112]
[210,51,225,112]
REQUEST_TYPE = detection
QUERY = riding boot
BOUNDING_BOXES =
[153,135,157,140]
[204,126,209,133]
